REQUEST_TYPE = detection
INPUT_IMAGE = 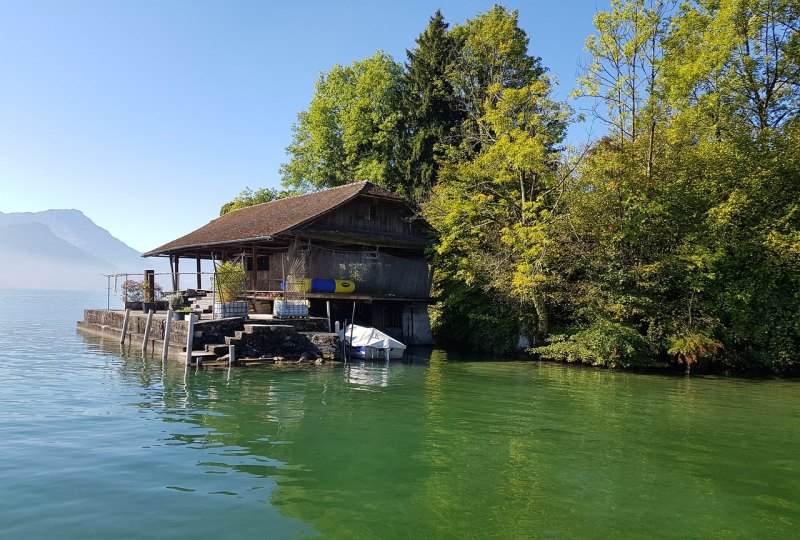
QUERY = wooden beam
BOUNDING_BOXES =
[174,257,180,291]
[251,244,257,290]
[196,256,202,290]
[170,256,177,291]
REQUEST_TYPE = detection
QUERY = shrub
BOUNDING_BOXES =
[214,261,246,302]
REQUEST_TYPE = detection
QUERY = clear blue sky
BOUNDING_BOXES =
[0,0,609,252]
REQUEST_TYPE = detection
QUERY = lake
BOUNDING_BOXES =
[1,289,798,538]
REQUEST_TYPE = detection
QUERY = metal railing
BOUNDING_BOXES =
[102,271,218,310]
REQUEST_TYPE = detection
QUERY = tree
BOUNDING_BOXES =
[219,187,278,216]
[281,52,404,192]
[663,0,800,135]
[449,6,546,158]
[424,7,570,352]
[538,0,800,373]
[400,10,463,200]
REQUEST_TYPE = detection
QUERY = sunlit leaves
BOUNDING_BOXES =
[281,52,404,191]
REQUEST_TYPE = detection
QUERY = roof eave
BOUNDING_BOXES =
[144,235,275,257]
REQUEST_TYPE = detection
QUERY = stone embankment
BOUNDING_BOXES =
[77,309,341,365]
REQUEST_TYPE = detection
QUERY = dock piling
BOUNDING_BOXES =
[162,309,174,361]
[120,308,130,345]
[185,313,195,365]
[142,309,154,355]
[229,344,236,366]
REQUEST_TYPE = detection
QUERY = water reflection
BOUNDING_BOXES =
[343,362,390,388]
[80,332,800,539]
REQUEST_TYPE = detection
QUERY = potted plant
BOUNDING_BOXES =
[174,307,194,321]
[121,279,144,310]
[140,280,163,313]
[213,260,248,318]
[168,292,185,310]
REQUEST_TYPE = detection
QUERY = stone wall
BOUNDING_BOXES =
[236,325,340,360]
[78,310,341,361]
[82,309,192,343]
[193,318,245,347]
[254,317,329,332]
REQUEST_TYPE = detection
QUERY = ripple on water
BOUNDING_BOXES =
[0,290,799,538]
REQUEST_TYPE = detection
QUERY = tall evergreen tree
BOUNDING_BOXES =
[401,10,463,200]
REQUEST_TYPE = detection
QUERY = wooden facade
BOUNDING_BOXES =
[144,181,434,344]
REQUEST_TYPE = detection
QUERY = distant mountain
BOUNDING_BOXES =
[0,209,168,291]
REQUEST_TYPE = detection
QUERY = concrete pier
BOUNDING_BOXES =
[77,309,341,364]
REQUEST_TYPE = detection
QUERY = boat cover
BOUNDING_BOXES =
[340,324,406,351]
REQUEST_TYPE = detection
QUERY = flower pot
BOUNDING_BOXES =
[213,301,248,319]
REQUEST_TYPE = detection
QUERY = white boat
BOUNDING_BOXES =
[340,324,406,360]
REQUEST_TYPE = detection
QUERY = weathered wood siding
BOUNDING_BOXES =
[302,198,426,241]
[245,249,430,298]
[248,252,287,290]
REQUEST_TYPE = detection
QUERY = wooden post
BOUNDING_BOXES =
[120,308,131,344]
[144,270,155,303]
[170,256,177,292]
[174,257,180,292]
[349,322,354,362]
[229,344,236,366]
[343,318,348,362]
[142,308,154,355]
[410,304,415,346]
[196,256,202,290]
[185,313,195,365]
[326,301,331,332]
[162,309,174,361]
[251,245,257,290]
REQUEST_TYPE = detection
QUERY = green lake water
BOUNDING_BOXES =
[1,289,798,538]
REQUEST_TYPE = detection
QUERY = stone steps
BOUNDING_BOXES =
[190,350,218,361]
[205,343,230,355]
[188,318,339,366]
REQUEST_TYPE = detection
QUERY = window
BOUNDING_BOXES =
[360,203,377,221]
[246,255,269,271]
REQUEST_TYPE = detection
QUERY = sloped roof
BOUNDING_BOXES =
[144,181,405,256]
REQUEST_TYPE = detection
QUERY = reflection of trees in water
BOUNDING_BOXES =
[108,343,434,537]
[89,333,800,538]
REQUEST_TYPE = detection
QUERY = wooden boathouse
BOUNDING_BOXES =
[143,181,434,345]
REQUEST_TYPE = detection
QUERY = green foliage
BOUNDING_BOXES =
[534,318,657,368]
[400,10,464,200]
[547,0,800,374]
[244,2,800,374]
[214,261,246,302]
[667,331,722,367]
[450,5,544,134]
[220,186,302,215]
[281,52,404,192]
[429,279,522,354]
[168,292,185,310]
[220,187,276,216]
[422,6,569,351]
